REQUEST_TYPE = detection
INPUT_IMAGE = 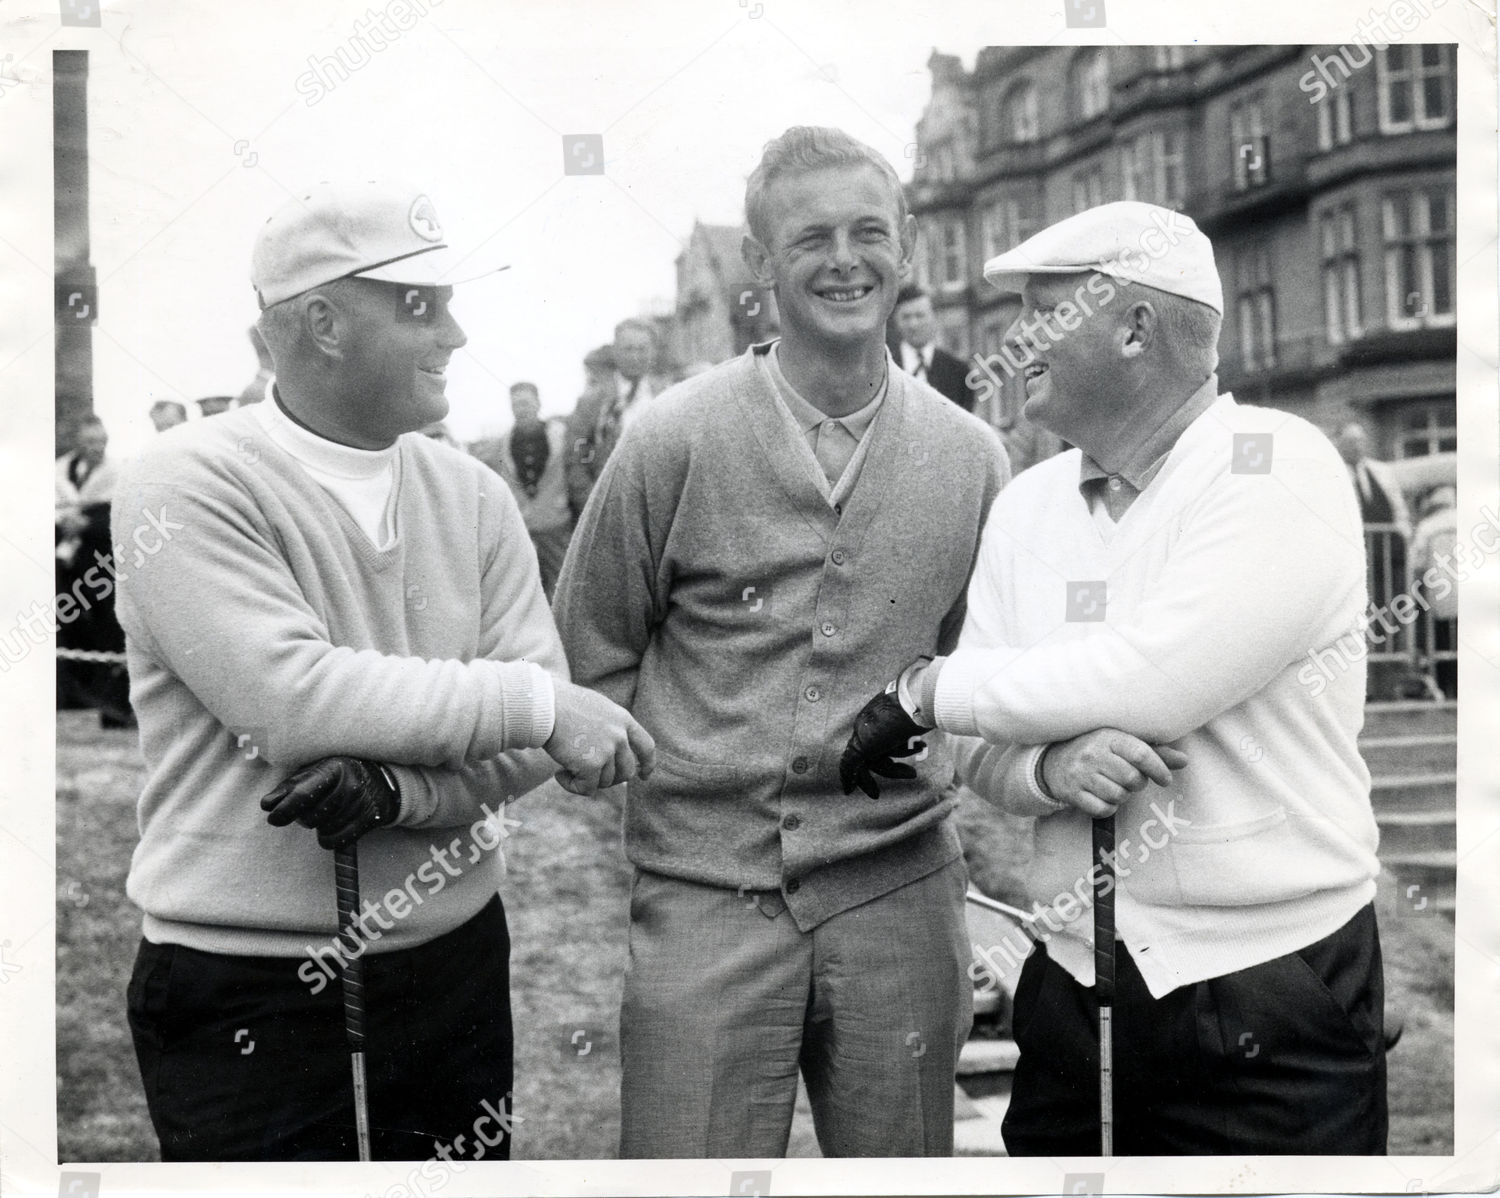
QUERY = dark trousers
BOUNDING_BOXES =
[127,895,514,1161]
[1003,903,1387,1156]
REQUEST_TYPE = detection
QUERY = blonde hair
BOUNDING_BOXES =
[744,126,906,246]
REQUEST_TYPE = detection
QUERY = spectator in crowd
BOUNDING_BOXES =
[237,325,274,407]
[195,395,235,418]
[888,282,976,411]
[844,201,1386,1155]
[55,415,131,725]
[113,180,651,1162]
[565,344,615,516]
[1336,419,1411,612]
[555,125,1008,1159]
[149,400,188,432]
[473,382,574,599]
[565,319,673,511]
[1410,484,1458,697]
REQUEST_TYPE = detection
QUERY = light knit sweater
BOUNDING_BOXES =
[114,406,564,956]
[554,343,1009,931]
[935,393,1380,996]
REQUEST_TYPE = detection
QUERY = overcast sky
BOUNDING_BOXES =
[17,0,1040,454]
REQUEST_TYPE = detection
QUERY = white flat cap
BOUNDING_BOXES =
[983,200,1223,314]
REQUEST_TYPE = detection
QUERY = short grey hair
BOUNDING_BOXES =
[257,276,365,363]
[744,126,906,246]
[1116,279,1222,370]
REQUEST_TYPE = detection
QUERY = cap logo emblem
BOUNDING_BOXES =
[409,195,443,242]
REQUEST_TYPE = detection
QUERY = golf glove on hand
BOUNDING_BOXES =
[261,756,400,850]
[839,680,931,799]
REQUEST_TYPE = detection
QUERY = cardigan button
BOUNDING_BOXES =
[782,814,801,831]
[820,622,837,637]
[785,877,801,894]
[791,756,810,774]
[804,685,822,702]
[830,549,847,565]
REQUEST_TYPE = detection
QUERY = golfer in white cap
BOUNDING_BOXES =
[841,201,1387,1154]
[115,181,652,1160]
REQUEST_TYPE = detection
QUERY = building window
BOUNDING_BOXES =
[1235,245,1277,370]
[1383,187,1455,328]
[1396,400,1457,457]
[981,191,1040,260]
[1071,50,1110,121]
[1121,129,1185,207]
[925,139,958,182]
[1377,44,1454,133]
[927,217,968,291]
[1004,81,1040,144]
[1071,166,1105,214]
[1320,205,1363,344]
[1316,84,1354,150]
[1229,97,1269,190]
[1153,46,1187,71]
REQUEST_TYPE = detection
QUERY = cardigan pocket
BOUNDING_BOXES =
[647,746,746,791]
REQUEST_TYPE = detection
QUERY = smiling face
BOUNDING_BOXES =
[1007,273,1125,444]
[747,163,913,351]
[334,279,467,442]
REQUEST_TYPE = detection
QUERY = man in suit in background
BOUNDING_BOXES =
[1336,419,1411,615]
[890,283,975,412]
[565,318,674,512]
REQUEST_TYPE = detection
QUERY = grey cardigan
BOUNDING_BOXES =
[554,343,1009,930]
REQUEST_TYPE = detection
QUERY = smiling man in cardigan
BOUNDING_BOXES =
[842,201,1387,1155]
[554,127,1009,1158]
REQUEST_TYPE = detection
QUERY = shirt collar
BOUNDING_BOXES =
[1078,373,1221,493]
[260,385,398,480]
[767,341,886,436]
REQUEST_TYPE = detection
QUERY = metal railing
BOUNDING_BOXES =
[1364,523,1454,698]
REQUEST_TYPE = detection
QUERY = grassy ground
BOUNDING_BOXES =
[57,711,1452,1160]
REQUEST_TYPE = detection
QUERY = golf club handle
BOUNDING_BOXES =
[1093,813,1116,1006]
[334,844,366,1050]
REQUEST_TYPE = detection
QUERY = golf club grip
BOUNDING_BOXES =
[1093,814,1116,1005]
[334,844,366,1050]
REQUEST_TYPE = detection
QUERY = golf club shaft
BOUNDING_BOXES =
[334,843,373,1162]
[1093,813,1116,1158]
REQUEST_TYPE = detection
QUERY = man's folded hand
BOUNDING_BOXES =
[261,756,400,850]
[839,684,931,799]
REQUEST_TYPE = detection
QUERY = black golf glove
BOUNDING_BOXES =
[839,682,931,799]
[261,756,400,851]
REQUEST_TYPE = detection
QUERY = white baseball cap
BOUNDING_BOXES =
[983,200,1223,314]
[251,180,507,308]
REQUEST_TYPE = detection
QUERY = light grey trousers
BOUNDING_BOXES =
[617,856,973,1158]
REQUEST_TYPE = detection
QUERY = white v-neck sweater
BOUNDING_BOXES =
[114,407,562,956]
[937,394,1380,996]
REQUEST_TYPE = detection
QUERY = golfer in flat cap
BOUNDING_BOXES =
[554,126,1008,1158]
[842,201,1386,1155]
[115,181,652,1161]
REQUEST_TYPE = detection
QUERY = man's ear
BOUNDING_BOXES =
[742,234,775,287]
[1119,299,1157,360]
[898,213,918,281]
[303,292,346,361]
